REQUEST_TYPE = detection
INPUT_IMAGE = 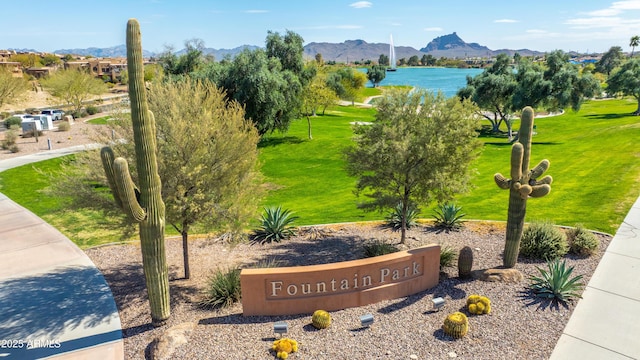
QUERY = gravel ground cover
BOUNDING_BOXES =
[85,221,611,360]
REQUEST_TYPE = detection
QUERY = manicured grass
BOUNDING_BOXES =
[86,116,112,125]
[1,97,639,248]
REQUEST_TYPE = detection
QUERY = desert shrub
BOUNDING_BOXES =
[1,129,18,149]
[200,267,241,309]
[57,121,71,132]
[529,258,584,303]
[22,129,43,138]
[252,206,298,244]
[363,239,400,258]
[85,105,100,115]
[9,144,19,153]
[386,201,420,230]
[25,108,39,114]
[440,245,456,269]
[567,224,599,256]
[433,202,466,231]
[70,110,88,119]
[0,112,10,120]
[520,220,568,260]
[4,116,21,129]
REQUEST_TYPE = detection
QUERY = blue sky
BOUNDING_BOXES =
[2,1,640,54]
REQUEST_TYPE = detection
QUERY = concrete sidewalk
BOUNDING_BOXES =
[0,143,99,173]
[550,196,640,359]
[0,148,122,359]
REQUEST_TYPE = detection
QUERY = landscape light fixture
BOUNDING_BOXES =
[274,321,288,337]
[432,297,445,311]
[360,313,374,328]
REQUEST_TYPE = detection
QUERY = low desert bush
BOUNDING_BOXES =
[200,267,242,309]
[566,224,599,256]
[4,116,21,129]
[1,129,18,149]
[363,239,400,258]
[520,220,569,260]
[57,121,71,132]
[85,105,100,115]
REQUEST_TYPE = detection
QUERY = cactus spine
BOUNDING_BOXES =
[442,312,469,339]
[457,246,473,278]
[494,107,552,268]
[101,18,169,326]
[312,310,332,329]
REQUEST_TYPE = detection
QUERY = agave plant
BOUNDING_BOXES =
[433,202,466,231]
[529,258,584,303]
[386,201,420,231]
[252,206,299,244]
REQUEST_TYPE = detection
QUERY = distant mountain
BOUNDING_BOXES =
[179,45,261,60]
[53,44,154,58]
[45,32,544,61]
[303,33,544,62]
[303,39,423,63]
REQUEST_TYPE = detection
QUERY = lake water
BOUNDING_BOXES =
[358,67,483,97]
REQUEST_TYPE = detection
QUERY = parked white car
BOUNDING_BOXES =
[41,109,64,121]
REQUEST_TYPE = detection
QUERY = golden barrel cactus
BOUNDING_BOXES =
[443,311,469,339]
[467,294,491,315]
[272,338,298,359]
[312,310,332,329]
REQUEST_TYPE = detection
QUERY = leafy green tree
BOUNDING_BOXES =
[40,69,107,112]
[607,58,640,115]
[596,46,624,76]
[408,55,420,66]
[367,65,386,87]
[543,50,600,111]
[458,54,517,135]
[10,54,41,68]
[398,58,406,66]
[326,67,366,105]
[379,54,389,66]
[631,35,640,57]
[345,89,482,244]
[156,38,206,77]
[62,54,74,62]
[0,68,30,109]
[315,53,323,65]
[42,54,61,67]
[266,30,306,78]
[52,79,263,279]
[301,71,338,139]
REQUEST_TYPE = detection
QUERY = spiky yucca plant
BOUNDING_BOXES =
[386,201,420,230]
[433,203,466,231]
[200,267,242,309]
[529,258,584,303]
[252,206,299,244]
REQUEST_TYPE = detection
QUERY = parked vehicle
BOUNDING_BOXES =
[41,109,64,121]
[26,114,53,130]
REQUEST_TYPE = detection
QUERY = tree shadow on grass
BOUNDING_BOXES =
[258,136,305,148]
[585,112,637,120]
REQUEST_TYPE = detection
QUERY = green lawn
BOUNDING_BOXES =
[1,97,639,248]
[86,116,112,125]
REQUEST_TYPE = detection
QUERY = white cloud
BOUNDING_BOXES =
[494,19,518,23]
[611,0,640,10]
[526,29,548,34]
[350,1,372,9]
[424,27,443,32]
[245,9,268,14]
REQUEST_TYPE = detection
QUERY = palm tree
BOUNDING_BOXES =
[630,35,640,57]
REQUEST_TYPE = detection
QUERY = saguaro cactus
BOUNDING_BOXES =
[494,107,552,268]
[101,18,170,326]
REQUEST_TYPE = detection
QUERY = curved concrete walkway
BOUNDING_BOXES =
[0,147,123,359]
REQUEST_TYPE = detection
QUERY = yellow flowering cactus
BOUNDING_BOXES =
[467,294,491,315]
[272,338,299,359]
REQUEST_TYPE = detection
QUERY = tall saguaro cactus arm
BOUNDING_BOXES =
[494,107,553,268]
[101,18,170,326]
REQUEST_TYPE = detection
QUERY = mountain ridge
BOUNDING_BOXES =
[48,33,546,60]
